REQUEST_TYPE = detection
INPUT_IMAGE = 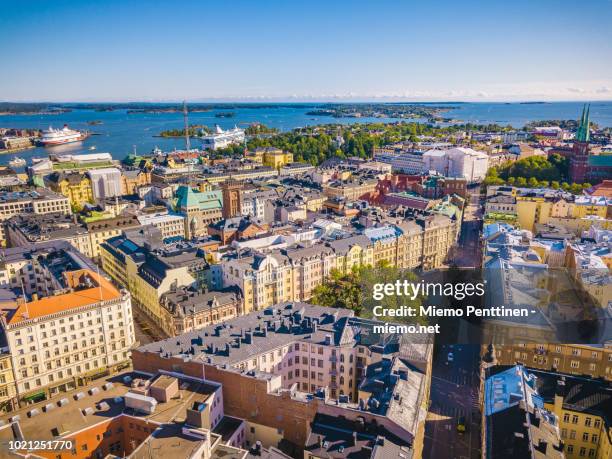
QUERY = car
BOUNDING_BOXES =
[457,416,466,433]
[447,352,454,362]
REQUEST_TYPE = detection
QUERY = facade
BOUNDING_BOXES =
[100,231,215,330]
[5,212,93,258]
[85,214,141,259]
[374,147,426,174]
[222,236,372,314]
[0,350,17,412]
[46,171,94,209]
[483,365,564,459]
[322,179,377,201]
[256,147,294,169]
[0,189,71,247]
[176,185,223,238]
[87,167,123,200]
[120,168,151,195]
[422,147,489,183]
[132,302,432,455]
[493,343,612,381]
[159,286,243,336]
[0,269,135,404]
[136,212,186,240]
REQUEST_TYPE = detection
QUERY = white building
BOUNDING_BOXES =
[88,168,123,200]
[1,269,135,400]
[373,149,425,175]
[422,147,489,183]
[200,125,245,150]
[136,212,185,240]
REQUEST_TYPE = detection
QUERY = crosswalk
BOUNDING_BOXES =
[433,373,473,387]
[430,392,480,420]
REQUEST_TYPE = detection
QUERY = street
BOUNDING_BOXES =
[132,309,165,346]
[424,344,482,459]
[452,190,484,268]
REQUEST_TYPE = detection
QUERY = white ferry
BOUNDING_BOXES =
[200,125,245,150]
[40,125,87,146]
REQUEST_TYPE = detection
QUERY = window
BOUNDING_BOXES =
[572,415,579,424]
[585,417,592,427]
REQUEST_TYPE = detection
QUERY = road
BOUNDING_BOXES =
[424,344,482,459]
[452,190,484,268]
[132,309,165,346]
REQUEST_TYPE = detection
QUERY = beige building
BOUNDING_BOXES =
[322,179,377,201]
[1,270,135,404]
[0,189,70,247]
[222,235,373,314]
[0,350,17,412]
[136,212,186,240]
[493,343,612,381]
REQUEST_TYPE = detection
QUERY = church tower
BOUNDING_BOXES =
[222,179,242,219]
[569,104,590,183]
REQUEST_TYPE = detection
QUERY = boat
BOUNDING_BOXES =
[88,146,97,150]
[8,157,26,167]
[40,124,87,146]
[30,157,45,164]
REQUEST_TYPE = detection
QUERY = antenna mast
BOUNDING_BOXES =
[183,100,190,151]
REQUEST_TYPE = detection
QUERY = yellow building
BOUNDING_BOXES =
[0,351,18,412]
[222,235,372,314]
[257,147,294,169]
[85,215,140,260]
[573,196,609,219]
[100,239,195,328]
[540,372,611,459]
[46,171,94,210]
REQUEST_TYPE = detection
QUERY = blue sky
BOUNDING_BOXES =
[1,0,611,102]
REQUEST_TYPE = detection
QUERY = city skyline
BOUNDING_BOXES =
[1,0,612,102]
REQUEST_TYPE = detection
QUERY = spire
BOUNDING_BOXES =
[584,104,590,142]
[575,103,590,143]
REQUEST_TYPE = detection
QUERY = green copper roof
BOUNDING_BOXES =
[176,185,223,210]
[575,103,591,143]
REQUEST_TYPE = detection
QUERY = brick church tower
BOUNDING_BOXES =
[222,179,242,219]
[569,104,590,184]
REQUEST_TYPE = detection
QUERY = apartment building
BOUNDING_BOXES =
[137,212,186,240]
[0,350,17,413]
[493,343,612,381]
[0,269,135,405]
[483,365,564,459]
[85,214,141,259]
[322,178,377,201]
[120,168,151,195]
[0,189,70,247]
[159,286,243,336]
[46,171,94,210]
[250,147,294,169]
[222,235,372,313]
[132,302,432,455]
[100,230,218,329]
[534,369,611,459]
[5,212,93,258]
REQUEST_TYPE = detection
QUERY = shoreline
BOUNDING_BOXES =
[0,145,36,155]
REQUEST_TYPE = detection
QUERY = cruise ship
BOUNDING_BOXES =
[40,125,87,146]
[200,125,245,150]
